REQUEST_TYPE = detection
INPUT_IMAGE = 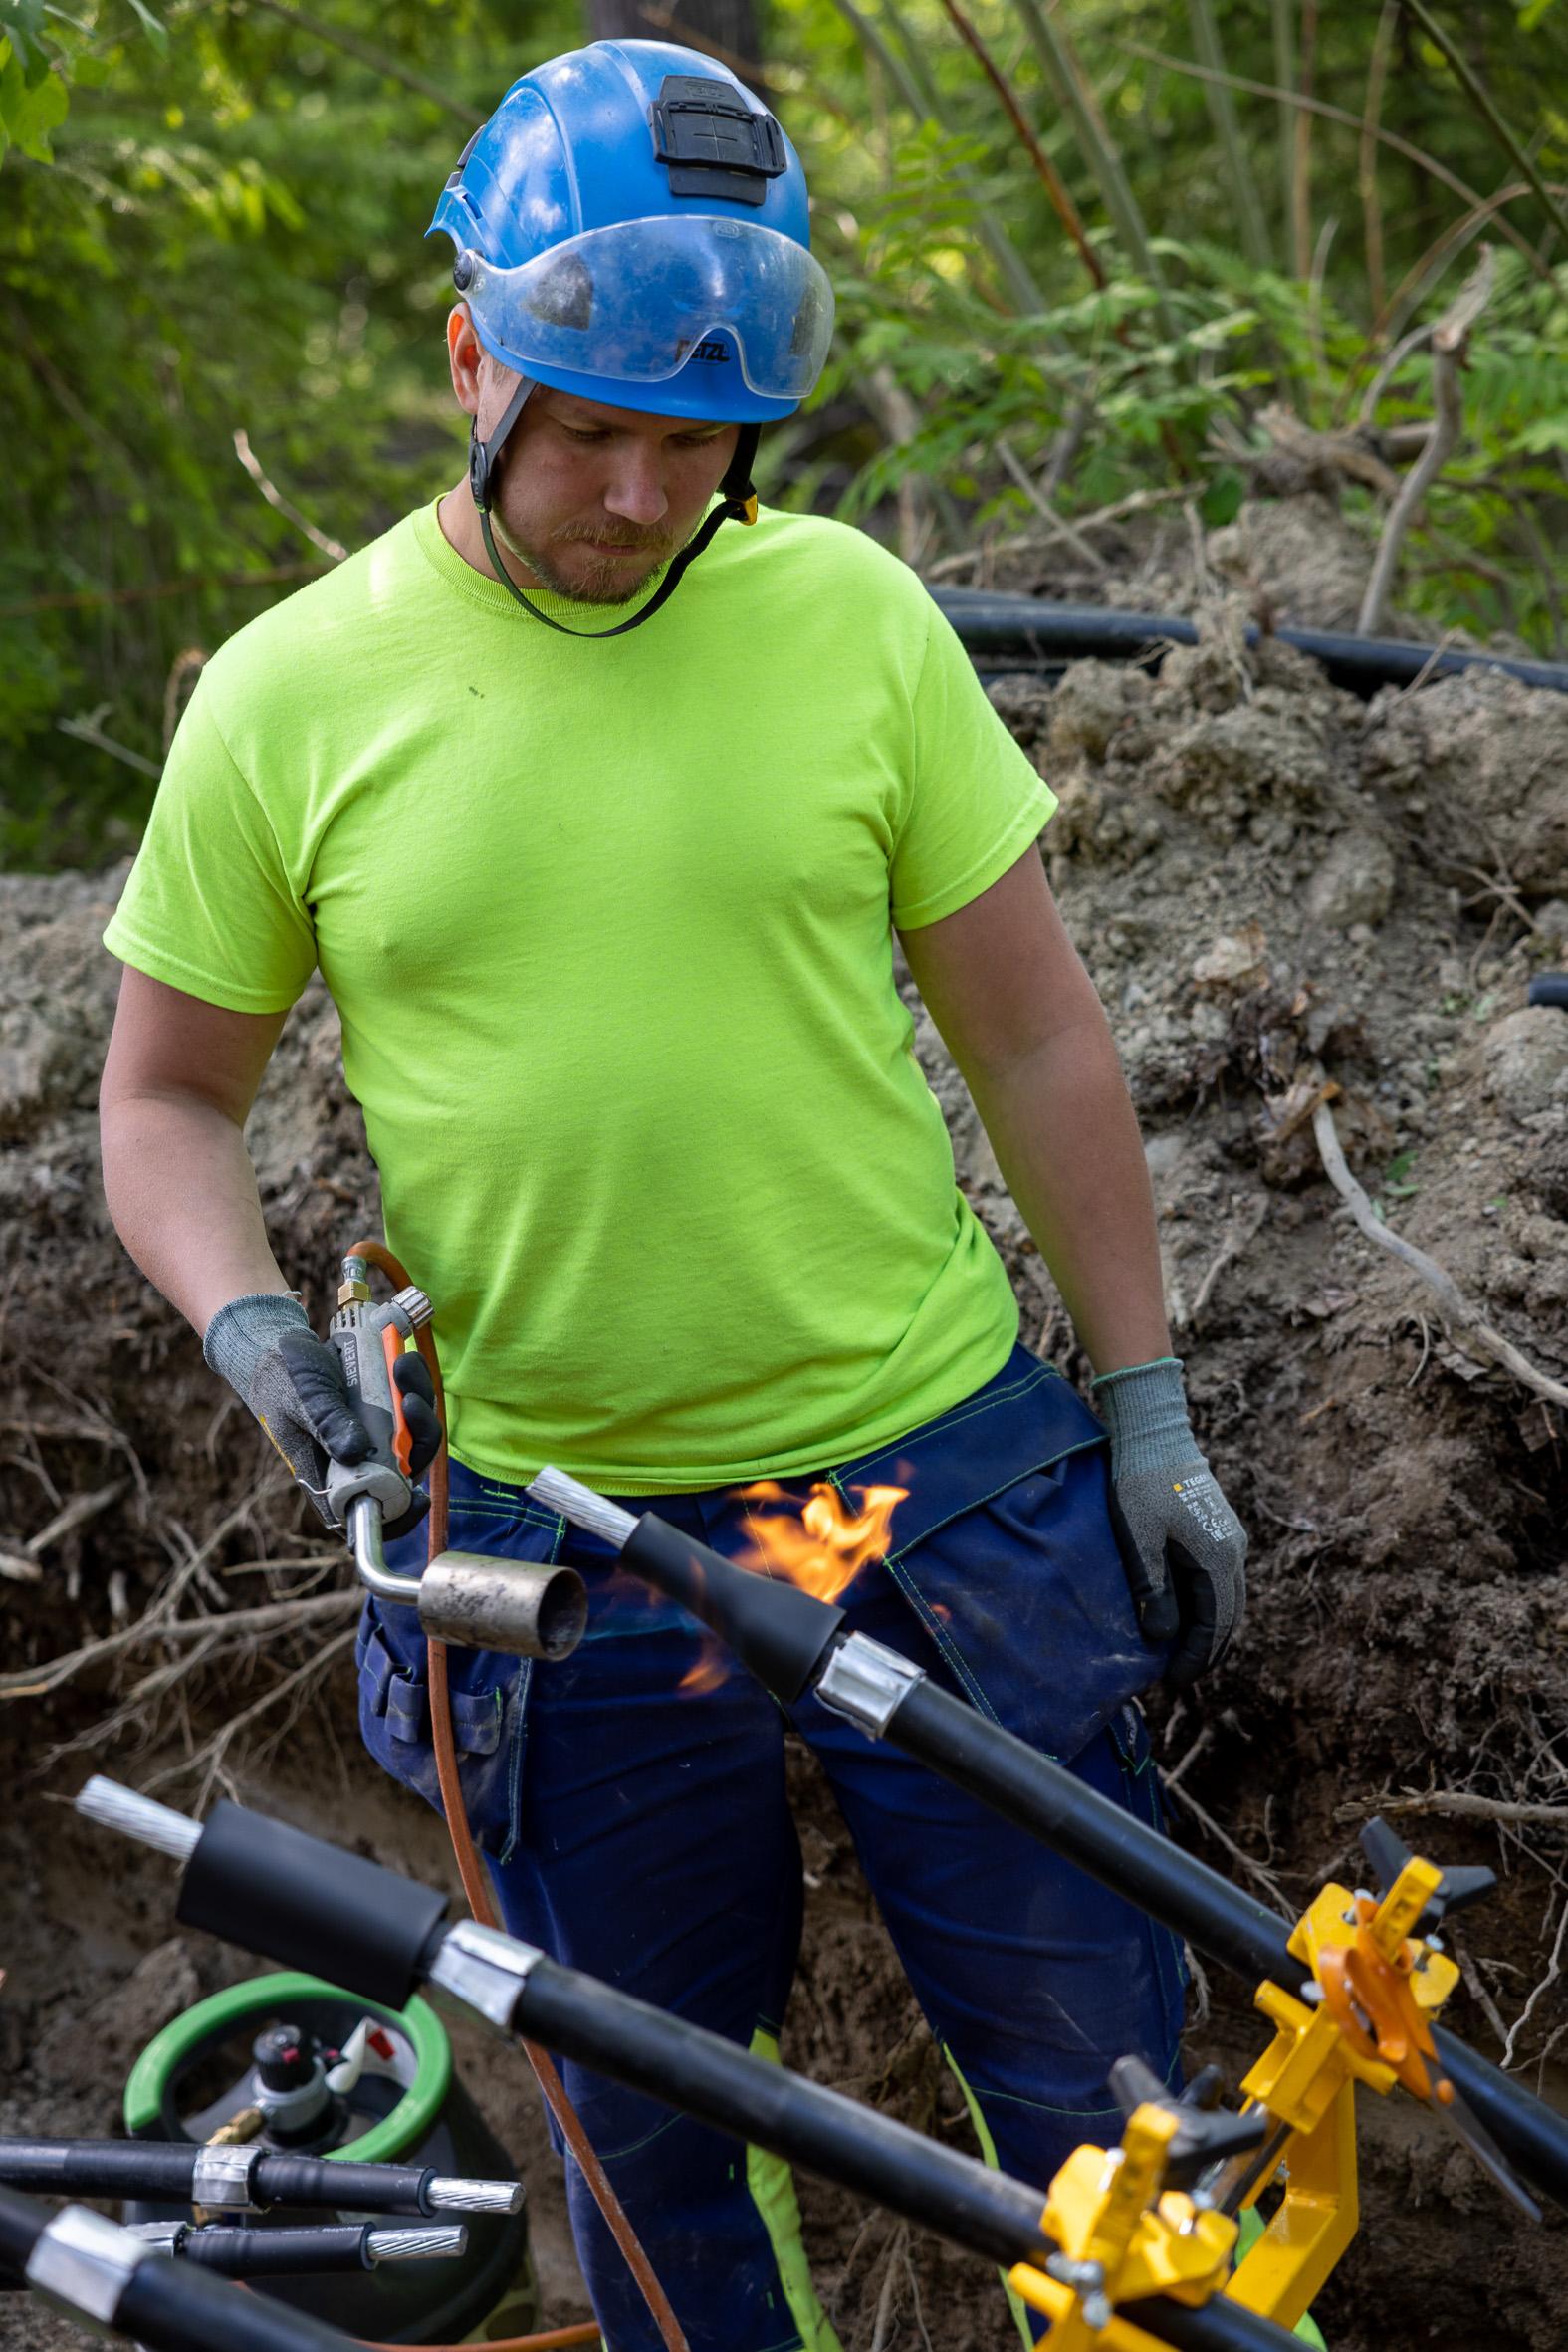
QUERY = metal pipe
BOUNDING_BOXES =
[347,1496,423,1605]
[347,1496,588,1658]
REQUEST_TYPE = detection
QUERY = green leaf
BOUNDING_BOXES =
[1200,468,1244,527]
[122,0,168,56]
[0,2,48,75]
[0,45,67,159]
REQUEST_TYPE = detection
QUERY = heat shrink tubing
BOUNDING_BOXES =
[526,1467,1568,2219]
[0,2183,370,2352]
[118,2219,467,2276]
[0,2136,522,2219]
[73,1777,1300,2352]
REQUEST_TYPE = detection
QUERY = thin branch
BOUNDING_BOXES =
[934,0,1104,289]
[1360,3,1399,321]
[16,1480,127,1560]
[1113,37,1550,283]
[1179,1200,1268,1331]
[1291,0,1317,282]
[1312,1091,1568,1410]
[1359,1790,1568,1831]
[242,0,482,125]
[233,431,349,564]
[1357,321,1435,431]
[920,485,1192,580]
[1267,0,1296,263]
[1502,1897,1568,2071]
[1165,1777,1291,1913]
[996,438,1109,573]
[1187,0,1272,272]
[1398,0,1568,251]
[1011,0,1178,335]
[144,1628,357,1811]
[56,707,162,778]
[1358,247,1495,635]
[0,1588,358,1700]
[0,563,328,621]
[828,0,1045,317]
[1372,177,1556,346]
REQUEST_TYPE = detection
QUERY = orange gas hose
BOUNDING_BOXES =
[348,1241,689,2352]
[359,2325,602,2350]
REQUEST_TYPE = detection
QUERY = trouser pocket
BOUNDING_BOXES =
[356,1601,532,1861]
[888,1442,1161,1763]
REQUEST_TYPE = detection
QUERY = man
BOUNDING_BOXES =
[99,40,1245,2352]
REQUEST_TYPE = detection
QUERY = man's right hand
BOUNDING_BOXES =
[204,1294,440,1538]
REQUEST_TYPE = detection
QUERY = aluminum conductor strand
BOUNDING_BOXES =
[75,1777,201,1865]
[528,1465,639,1549]
[426,2176,525,2216]
[364,2225,467,2264]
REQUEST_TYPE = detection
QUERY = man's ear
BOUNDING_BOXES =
[447,303,482,418]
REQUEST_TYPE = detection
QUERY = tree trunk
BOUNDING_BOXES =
[585,0,766,87]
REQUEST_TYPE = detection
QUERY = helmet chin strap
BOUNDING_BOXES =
[467,378,761,639]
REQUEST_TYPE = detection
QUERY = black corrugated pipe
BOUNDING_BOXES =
[927,587,1568,700]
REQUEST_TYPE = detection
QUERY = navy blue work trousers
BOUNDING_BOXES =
[356,1347,1186,2352]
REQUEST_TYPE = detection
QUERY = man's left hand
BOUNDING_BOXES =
[1092,1356,1246,1689]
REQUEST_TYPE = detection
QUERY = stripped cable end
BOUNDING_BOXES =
[527,1466,638,1551]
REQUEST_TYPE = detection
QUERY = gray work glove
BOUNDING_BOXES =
[1092,1355,1246,1690]
[203,1292,439,1540]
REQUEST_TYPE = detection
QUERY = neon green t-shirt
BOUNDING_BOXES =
[105,499,1056,1489]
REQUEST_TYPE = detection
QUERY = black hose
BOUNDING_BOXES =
[877,1678,1568,2211]
[494,1959,1302,2352]
[1434,2031,1568,2210]
[512,1953,1048,2268]
[886,1680,1296,1984]
[117,2251,368,2351]
[927,587,1568,700]
[606,1510,1568,2213]
[0,2185,363,2352]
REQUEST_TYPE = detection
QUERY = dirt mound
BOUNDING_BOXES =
[4,491,1567,2348]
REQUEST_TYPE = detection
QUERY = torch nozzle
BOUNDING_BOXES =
[75,1777,200,1864]
[528,1466,639,1550]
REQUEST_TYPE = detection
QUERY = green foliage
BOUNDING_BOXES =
[4,0,1568,867]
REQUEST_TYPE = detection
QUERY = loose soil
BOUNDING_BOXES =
[3,486,1566,2350]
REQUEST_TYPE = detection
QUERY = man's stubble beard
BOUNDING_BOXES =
[490,503,677,609]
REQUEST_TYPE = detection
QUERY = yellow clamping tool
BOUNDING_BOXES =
[1228,1821,1534,2333]
[1009,2088,1241,2350]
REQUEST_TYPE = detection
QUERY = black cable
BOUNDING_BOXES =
[0,2139,437,2214]
[928,587,1568,700]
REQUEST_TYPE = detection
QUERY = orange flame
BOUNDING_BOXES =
[735,1480,908,1606]
[678,1641,729,1696]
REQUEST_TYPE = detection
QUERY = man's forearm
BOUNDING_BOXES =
[101,1093,291,1339]
[966,1011,1171,1375]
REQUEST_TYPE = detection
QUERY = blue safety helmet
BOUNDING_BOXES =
[429,41,835,637]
